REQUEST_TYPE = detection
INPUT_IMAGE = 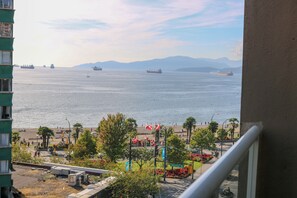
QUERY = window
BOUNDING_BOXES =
[0,106,11,119]
[0,134,9,146]
[0,23,12,38]
[0,79,11,91]
[0,0,13,9]
[0,161,9,173]
[0,51,12,65]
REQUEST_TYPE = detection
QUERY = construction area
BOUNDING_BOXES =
[12,164,112,198]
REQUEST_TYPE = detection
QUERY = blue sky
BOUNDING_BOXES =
[14,0,244,67]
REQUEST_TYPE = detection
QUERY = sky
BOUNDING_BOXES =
[13,0,244,67]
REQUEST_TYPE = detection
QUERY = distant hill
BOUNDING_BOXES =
[74,56,242,72]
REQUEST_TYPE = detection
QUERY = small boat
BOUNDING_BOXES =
[20,65,35,69]
[93,66,102,71]
[147,69,162,74]
[50,64,55,69]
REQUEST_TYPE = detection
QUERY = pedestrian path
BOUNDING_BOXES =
[159,143,234,198]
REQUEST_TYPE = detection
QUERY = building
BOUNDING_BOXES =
[181,0,297,197]
[0,0,14,197]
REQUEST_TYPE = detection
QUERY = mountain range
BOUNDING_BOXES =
[74,56,242,73]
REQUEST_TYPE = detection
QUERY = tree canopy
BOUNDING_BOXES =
[167,134,188,165]
[12,131,20,144]
[183,117,196,143]
[72,130,97,159]
[126,147,153,170]
[190,128,216,154]
[110,170,158,198]
[73,123,83,144]
[37,126,54,148]
[228,118,239,143]
[208,121,219,133]
[97,113,131,162]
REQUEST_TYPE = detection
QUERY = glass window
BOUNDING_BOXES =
[0,23,12,38]
[0,134,9,146]
[0,106,10,119]
[1,79,11,91]
[0,0,13,9]
[0,161,9,173]
[0,51,11,65]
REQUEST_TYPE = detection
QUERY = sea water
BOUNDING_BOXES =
[12,67,241,128]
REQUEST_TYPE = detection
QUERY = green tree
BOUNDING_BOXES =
[160,126,174,138]
[12,131,20,144]
[110,170,159,198]
[126,148,153,170]
[72,130,97,159]
[37,126,54,148]
[167,134,188,166]
[208,121,219,133]
[228,118,239,144]
[190,128,216,154]
[73,123,83,144]
[97,113,130,162]
[217,128,228,156]
[183,117,196,143]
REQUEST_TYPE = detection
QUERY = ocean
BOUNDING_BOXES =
[12,67,241,128]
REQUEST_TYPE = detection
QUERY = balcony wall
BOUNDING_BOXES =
[0,174,11,187]
[240,0,297,197]
[0,66,12,79]
[0,9,14,23]
[0,147,11,160]
[0,120,11,133]
[0,93,12,106]
[0,38,13,51]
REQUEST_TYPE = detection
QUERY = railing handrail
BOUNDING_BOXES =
[180,124,263,198]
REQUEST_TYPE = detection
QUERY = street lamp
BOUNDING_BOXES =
[210,113,219,122]
[66,118,71,144]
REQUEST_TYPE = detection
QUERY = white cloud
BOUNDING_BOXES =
[13,0,243,66]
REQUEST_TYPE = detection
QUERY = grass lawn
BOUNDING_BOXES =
[115,160,202,172]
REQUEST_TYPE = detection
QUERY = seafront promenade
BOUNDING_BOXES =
[13,124,213,148]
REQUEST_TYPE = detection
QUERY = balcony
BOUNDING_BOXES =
[180,124,262,198]
[0,173,11,187]
[0,66,12,78]
[0,147,11,160]
[0,9,14,23]
[0,119,11,132]
[0,93,12,106]
[0,38,13,51]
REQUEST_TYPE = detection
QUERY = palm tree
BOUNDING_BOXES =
[73,123,83,144]
[12,131,20,144]
[228,118,239,144]
[208,121,219,133]
[183,117,196,144]
[37,126,54,148]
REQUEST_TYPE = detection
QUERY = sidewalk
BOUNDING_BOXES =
[159,143,234,198]
[158,158,217,198]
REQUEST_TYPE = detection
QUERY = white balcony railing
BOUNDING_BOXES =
[180,124,263,198]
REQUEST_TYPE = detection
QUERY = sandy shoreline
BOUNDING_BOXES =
[13,125,212,142]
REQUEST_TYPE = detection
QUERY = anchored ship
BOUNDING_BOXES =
[93,66,102,71]
[147,69,162,74]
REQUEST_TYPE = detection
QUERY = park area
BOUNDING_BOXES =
[11,113,239,197]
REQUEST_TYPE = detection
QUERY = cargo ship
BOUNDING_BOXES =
[93,66,102,71]
[147,69,162,74]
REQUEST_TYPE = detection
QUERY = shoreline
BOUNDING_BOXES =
[14,125,212,142]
